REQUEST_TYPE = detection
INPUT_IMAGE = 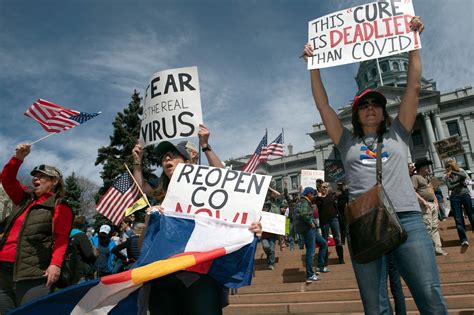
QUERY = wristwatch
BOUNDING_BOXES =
[202,144,212,152]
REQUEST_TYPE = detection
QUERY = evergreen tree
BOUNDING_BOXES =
[64,172,82,215]
[95,90,160,198]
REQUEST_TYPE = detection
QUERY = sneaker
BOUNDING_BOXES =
[316,267,330,273]
[306,275,320,283]
[461,240,470,247]
[268,265,275,270]
[435,250,448,256]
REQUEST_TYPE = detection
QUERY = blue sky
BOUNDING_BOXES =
[1,0,472,184]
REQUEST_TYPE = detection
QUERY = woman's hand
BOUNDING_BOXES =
[249,221,262,238]
[198,124,210,147]
[15,143,31,160]
[302,43,313,62]
[44,264,61,288]
[147,205,165,214]
[410,16,424,34]
[132,143,143,164]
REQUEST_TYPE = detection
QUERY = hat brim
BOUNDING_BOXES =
[156,141,190,163]
[359,91,387,107]
[30,169,60,178]
[353,90,387,112]
[415,161,433,170]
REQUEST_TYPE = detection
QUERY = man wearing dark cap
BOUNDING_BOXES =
[412,159,447,256]
[295,187,328,282]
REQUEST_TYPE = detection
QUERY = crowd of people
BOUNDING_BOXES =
[1,14,474,315]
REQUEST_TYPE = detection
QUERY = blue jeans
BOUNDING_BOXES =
[321,217,342,247]
[302,228,316,278]
[288,221,295,251]
[450,193,474,243]
[314,230,328,270]
[387,255,406,315]
[349,211,447,315]
[261,236,276,266]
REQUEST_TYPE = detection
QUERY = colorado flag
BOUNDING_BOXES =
[10,212,257,315]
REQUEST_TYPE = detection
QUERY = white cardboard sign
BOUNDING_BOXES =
[300,169,325,189]
[308,0,420,69]
[162,163,272,226]
[261,211,286,235]
[140,66,203,147]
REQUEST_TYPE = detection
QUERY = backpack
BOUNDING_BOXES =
[55,235,80,289]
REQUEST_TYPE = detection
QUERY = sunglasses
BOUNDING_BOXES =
[159,150,182,163]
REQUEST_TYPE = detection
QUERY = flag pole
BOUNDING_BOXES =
[376,58,384,86]
[29,133,55,145]
[282,127,287,180]
[124,163,151,207]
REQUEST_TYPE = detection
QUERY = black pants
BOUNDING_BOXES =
[0,262,50,314]
[148,273,224,315]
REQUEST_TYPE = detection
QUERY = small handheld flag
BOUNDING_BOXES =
[25,99,100,133]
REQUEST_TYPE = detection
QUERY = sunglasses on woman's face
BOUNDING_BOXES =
[159,150,181,163]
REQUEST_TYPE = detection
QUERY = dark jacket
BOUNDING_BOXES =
[70,229,96,280]
[316,194,338,226]
[112,235,141,267]
[0,193,69,281]
[446,170,470,197]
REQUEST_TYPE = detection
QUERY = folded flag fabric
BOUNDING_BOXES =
[10,212,257,315]
[25,98,100,133]
[125,196,149,217]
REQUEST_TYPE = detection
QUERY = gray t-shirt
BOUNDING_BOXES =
[337,118,420,213]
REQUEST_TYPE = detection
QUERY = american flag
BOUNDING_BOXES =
[242,133,267,173]
[96,172,140,226]
[265,132,285,157]
[25,99,100,133]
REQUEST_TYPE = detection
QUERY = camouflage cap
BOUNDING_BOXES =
[31,164,63,178]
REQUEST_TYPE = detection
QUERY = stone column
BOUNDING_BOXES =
[422,112,442,169]
[432,109,445,140]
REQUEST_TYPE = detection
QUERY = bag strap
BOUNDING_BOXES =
[375,134,383,184]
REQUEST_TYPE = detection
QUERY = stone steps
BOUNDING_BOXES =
[224,217,474,314]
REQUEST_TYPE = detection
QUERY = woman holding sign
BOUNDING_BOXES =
[303,17,447,314]
[132,139,262,315]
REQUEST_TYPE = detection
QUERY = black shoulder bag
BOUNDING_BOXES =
[345,136,407,264]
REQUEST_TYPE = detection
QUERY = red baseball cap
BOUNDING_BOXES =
[352,89,387,113]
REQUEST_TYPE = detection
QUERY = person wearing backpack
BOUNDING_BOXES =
[70,216,96,281]
[91,225,116,277]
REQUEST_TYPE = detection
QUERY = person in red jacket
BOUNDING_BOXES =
[0,143,73,313]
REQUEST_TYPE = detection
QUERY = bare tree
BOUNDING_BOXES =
[76,176,100,222]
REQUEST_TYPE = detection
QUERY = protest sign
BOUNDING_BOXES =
[307,0,420,69]
[140,66,203,147]
[434,136,465,160]
[324,159,346,183]
[260,211,286,236]
[162,163,272,225]
[300,169,325,189]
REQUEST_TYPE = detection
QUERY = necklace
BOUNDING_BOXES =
[362,135,377,152]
